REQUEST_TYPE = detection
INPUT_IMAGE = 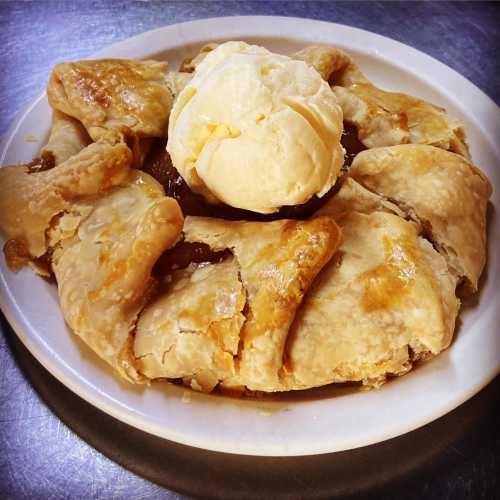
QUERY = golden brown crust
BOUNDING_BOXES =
[335,83,470,157]
[282,205,459,390]
[3,238,31,272]
[183,216,341,391]
[47,59,173,141]
[41,110,91,165]
[292,45,469,157]
[0,133,132,263]
[52,172,184,383]
[134,258,246,392]
[316,176,406,221]
[165,71,192,100]
[350,145,492,290]
[292,46,367,85]
[0,44,488,396]
[292,45,365,83]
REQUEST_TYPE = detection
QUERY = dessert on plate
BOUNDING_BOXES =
[0,41,492,395]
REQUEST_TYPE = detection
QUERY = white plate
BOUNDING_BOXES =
[1,16,499,457]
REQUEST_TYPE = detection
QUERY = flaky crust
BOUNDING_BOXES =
[316,176,406,220]
[47,59,173,141]
[52,172,184,383]
[134,258,246,392]
[182,216,341,391]
[41,110,91,165]
[282,204,459,390]
[0,47,490,397]
[292,45,469,157]
[0,134,132,267]
[350,145,492,290]
[292,45,364,82]
[165,71,192,100]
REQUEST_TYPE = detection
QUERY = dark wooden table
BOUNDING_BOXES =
[1,2,499,499]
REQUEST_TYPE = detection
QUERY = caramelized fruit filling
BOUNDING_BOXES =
[26,151,56,173]
[341,123,366,167]
[153,241,231,277]
[143,123,365,279]
[142,137,359,221]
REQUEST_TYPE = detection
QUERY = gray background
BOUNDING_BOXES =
[0,1,499,499]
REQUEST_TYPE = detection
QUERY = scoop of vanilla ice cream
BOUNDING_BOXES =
[167,41,344,214]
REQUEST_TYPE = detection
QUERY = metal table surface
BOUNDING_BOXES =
[0,2,499,499]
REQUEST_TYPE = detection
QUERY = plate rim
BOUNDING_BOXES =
[1,15,499,456]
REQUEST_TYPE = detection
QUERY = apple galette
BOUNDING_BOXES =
[0,41,491,395]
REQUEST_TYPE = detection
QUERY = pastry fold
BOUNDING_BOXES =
[281,179,460,390]
[135,257,246,392]
[179,43,219,73]
[134,216,341,391]
[166,43,219,99]
[41,110,91,166]
[47,59,173,141]
[165,71,192,100]
[0,133,132,269]
[0,46,491,395]
[52,171,183,382]
[350,145,492,290]
[293,45,469,157]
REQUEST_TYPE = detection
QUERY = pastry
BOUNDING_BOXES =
[47,59,173,142]
[0,132,132,270]
[350,145,492,290]
[292,44,357,82]
[165,71,192,100]
[314,175,405,220]
[41,110,91,166]
[135,257,246,392]
[52,171,183,382]
[135,215,341,391]
[294,45,469,157]
[282,182,460,390]
[0,41,492,396]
